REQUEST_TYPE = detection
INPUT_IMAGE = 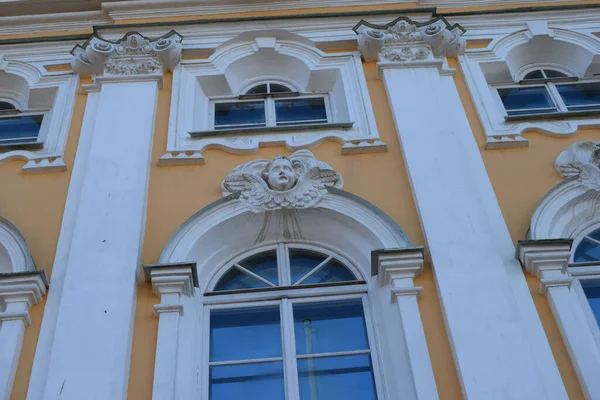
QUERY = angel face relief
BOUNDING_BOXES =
[222,150,344,212]
[263,157,298,191]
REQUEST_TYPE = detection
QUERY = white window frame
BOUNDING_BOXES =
[209,93,332,131]
[0,108,50,147]
[201,242,384,400]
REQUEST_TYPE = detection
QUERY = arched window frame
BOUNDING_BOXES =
[200,241,385,400]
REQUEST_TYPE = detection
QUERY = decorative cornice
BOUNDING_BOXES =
[516,239,573,295]
[353,16,466,66]
[372,247,425,303]
[144,263,197,298]
[70,31,182,79]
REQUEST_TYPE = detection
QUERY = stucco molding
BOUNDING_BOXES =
[354,17,465,77]
[71,31,182,88]
[0,217,36,274]
[0,52,78,173]
[530,142,600,243]
[458,22,600,149]
[161,31,385,165]
[222,150,343,212]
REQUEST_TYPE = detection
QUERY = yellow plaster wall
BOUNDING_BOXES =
[452,57,590,400]
[128,64,463,399]
[2,78,88,399]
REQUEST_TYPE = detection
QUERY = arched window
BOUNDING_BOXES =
[573,228,600,264]
[495,66,600,118]
[204,243,379,400]
[0,99,44,147]
[571,228,600,327]
[213,81,328,131]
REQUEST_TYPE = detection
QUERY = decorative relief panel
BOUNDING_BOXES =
[222,150,343,212]
[556,141,600,191]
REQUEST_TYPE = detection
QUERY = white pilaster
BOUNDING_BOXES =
[518,240,600,400]
[356,17,568,399]
[373,248,438,400]
[35,32,182,400]
[0,272,47,400]
[143,263,196,400]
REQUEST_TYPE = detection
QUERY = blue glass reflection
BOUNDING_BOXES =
[275,98,327,124]
[574,231,600,263]
[210,362,285,400]
[297,354,377,400]
[582,281,600,326]
[214,268,270,292]
[210,307,282,362]
[289,250,327,284]
[300,261,357,285]
[557,83,600,111]
[215,102,265,129]
[239,251,278,285]
[0,115,43,144]
[498,87,557,115]
[294,299,369,355]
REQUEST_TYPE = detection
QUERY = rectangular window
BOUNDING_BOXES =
[556,83,600,112]
[582,280,600,327]
[497,87,558,116]
[207,298,378,400]
[0,114,44,145]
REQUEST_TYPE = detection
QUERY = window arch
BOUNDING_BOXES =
[204,243,379,400]
[573,227,600,264]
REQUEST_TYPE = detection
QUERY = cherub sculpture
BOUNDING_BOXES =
[555,141,600,190]
[222,150,344,212]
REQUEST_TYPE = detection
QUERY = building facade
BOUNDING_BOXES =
[1,1,600,399]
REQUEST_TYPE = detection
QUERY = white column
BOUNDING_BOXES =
[37,32,182,400]
[373,248,438,400]
[518,240,600,400]
[356,18,568,399]
[143,263,196,400]
[0,272,47,400]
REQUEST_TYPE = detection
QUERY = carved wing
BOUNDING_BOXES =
[557,162,585,179]
[578,163,600,189]
[222,173,265,194]
[303,167,341,187]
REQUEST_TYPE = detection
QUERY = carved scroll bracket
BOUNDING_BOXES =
[71,31,182,85]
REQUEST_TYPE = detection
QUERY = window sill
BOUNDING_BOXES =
[505,110,600,122]
[0,142,44,152]
[189,122,354,138]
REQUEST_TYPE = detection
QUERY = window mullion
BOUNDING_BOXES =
[266,97,275,127]
[281,298,300,400]
[279,243,291,287]
[547,83,568,112]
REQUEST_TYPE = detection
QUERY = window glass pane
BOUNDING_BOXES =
[582,281,600,327]
[0,101,16,111]
[522,70,544,80]
[275,98,327,125]
[557,83,600,112]
[294,299,369,355]
[289,249,328,284]
[269,84,292,93]
[299,260,357,285]
[215,102,265,128]
[246,84,268,95]
[543,69,567,79]
[210,361,284,400]
[239,251,278,285]
[214,267,270,292]
[0,115,43,144]
[498,87,557,115]
[297,354,377,400]
[574,231,600,263]
[210,306,282,362]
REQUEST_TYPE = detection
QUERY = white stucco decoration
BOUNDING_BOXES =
[222,150,343,212]
[71,31,182,78]
[555,141,600,190]
[354,17,466,63]
[0,216,36,273]
[530,141,600,242]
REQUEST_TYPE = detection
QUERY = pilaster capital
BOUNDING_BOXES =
[516,239,573,295]
[143,262,197,298]
[71,31,182,83]
[372,247,425,303]
[354,17,465,76]
[0,271,48,326]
